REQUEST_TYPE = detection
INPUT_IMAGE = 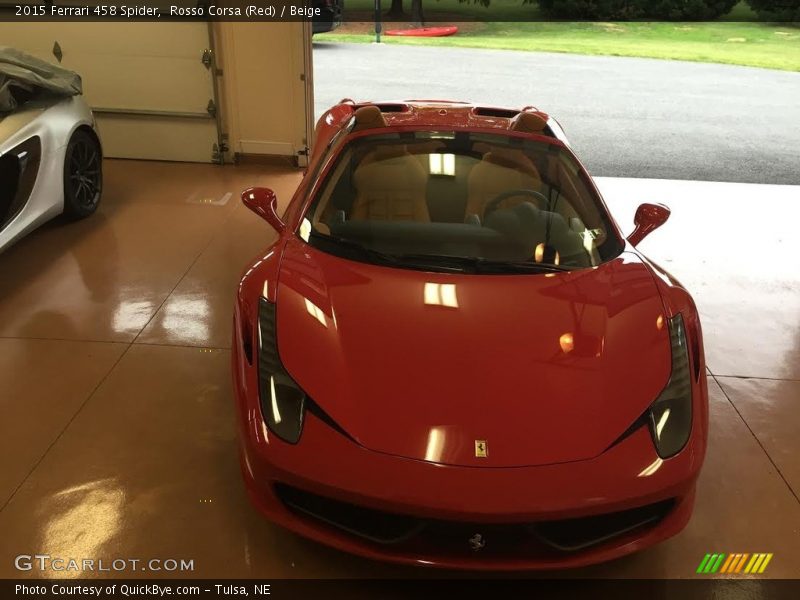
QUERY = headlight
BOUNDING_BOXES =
[258,297,305,444]
[648,313,692,458]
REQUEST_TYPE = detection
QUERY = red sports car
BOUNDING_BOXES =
[232,100,708,570]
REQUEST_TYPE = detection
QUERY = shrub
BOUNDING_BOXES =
[746,0,800,21]
[651,0,740,19]
[537,1,643,19]
[537,0,739,20]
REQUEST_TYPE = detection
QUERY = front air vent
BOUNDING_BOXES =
[240,315,253,365]
[534,499,675,552]
[472,107,520,119]
[275,483,425,545]
[688,318,702,382]
[258,298,282,379]
[274,482,675,554]
[373,103,409,113]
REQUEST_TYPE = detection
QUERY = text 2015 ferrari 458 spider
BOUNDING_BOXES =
[232,100,708,570]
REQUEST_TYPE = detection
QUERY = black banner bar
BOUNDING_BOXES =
[0,1,794,22]
[3,579,800,600]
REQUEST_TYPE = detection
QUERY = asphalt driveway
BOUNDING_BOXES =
[313,43,800,184]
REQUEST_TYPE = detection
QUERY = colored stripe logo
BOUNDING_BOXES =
[696,553,773,574]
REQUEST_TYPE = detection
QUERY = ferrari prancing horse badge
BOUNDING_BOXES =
[475,440,488,458]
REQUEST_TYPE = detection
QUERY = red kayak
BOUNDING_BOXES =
[385,26,458,37]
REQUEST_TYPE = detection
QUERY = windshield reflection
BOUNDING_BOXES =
[305,131,622,274]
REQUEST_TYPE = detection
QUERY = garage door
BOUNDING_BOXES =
[0,20,223,163]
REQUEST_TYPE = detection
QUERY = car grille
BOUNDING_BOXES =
[274,483,674,556]
[534,500,674,551]
[276,484,424,544]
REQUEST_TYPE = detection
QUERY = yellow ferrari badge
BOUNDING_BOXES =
[475,440,488,458]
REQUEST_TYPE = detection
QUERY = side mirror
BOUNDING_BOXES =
[242,187,284,233]
[627,203,670,246]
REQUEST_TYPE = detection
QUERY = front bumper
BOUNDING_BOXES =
[236,400,701,570]
[231,298,706,569]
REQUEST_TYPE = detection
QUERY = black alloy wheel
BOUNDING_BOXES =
[63,129,102,219]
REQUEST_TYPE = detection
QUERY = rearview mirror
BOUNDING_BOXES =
[628,203,670,246]
[242,187,284,233]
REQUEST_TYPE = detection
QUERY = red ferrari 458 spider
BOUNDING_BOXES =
[232,100,708,570]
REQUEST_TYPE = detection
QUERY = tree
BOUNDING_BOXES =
[383,0,511,26]
[412,0,425,24]
[746,0,800,21]
[537,0,738,19]
[387,0,405,18]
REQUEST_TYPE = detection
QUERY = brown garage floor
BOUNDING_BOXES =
[0,160,798,579]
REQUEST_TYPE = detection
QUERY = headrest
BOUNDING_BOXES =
[355,144,409,169]
[373,145,408,160]
[510,111,547,133]
[352,106,388,131]
[483,149,541,179]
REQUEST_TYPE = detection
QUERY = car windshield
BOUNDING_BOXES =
[303,131,622,274]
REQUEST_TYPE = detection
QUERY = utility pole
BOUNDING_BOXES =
[374,0,382,43]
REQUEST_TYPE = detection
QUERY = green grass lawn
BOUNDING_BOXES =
[324,2,800,72]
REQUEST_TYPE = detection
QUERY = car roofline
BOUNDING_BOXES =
[326,99,569,145]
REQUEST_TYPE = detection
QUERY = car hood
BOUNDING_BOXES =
[275,239,670,467]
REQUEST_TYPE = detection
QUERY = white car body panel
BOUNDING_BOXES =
[0,95,98,253]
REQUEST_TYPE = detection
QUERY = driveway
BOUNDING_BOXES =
[313,42,800,184]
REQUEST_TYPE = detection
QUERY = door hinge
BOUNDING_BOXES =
[212,143,225,164]
[206,99,217,118]
[202,49,213,70]
[296,146,310,168]
[212,135,229,164]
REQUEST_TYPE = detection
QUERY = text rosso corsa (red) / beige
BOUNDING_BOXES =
[169,5,324,17]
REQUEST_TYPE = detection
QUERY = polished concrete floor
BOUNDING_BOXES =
[0,160,798,579]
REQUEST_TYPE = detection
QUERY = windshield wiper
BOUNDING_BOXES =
[389,254,575,274]
[390,253,477,273]
[310,235,472,273]
[469,258,575,274]
[309,232,574,274]
[309,231,401,266]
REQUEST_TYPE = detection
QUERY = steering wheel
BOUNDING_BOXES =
[483,189,549,220]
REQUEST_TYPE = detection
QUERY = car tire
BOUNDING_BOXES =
[63,129,102,219]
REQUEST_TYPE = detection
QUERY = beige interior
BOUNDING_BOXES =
[463,110,553,219]
[509,111,548,134]
[351,148,430,222]
[466,150,543,219]
[352,105,388,131]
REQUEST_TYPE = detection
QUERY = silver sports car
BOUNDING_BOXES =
[0,48,102,254]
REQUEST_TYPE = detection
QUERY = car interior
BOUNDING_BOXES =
[309,110,615,268]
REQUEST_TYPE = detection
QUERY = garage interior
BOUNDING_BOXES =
[1,21,799,579]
